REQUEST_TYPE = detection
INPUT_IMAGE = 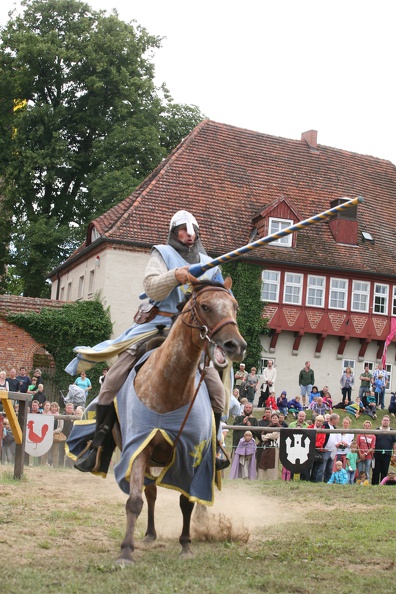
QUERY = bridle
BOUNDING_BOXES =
[180,285,238,355]
[169,284,238,457]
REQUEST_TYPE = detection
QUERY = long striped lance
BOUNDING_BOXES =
[140,196,364,298]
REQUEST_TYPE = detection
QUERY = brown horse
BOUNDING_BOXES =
[114,277,246,565]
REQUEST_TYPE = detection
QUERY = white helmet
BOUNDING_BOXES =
[169,210,199,236]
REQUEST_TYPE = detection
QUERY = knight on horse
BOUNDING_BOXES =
[66,210,235,474]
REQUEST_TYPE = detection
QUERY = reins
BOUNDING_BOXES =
[167,284,236,460]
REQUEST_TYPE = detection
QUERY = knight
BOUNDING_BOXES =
[67,210,231,474]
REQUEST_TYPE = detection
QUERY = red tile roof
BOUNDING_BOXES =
[65,119,396,278]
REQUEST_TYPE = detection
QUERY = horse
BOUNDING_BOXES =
[113,277,246,565]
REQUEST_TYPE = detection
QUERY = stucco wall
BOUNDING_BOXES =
[258,331,394,407]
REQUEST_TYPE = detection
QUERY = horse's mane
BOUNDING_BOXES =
[176,279,229,312]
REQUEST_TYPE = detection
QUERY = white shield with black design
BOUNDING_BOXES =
[279,429,316,473]
[25,414,54,457]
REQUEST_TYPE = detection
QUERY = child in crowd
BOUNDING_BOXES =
[373,374,385,405]
[327,460,348,484]
[229,430,257,480]
[356,471,369,486]
[309,385,320,404]
[380,469,396,486]
[276,391,289,416]
[364,391,377,419]
[288,395,303,418]
[345,396,363,418]
[346,442,358,484]
[322,393,333,411]
[265,392,279,411]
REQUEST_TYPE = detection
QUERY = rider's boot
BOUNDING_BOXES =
[214,411,230,471]
[74,403,116,474]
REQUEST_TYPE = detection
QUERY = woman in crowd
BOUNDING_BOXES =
[340,366,354,404]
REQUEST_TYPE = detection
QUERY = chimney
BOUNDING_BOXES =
[301,130,318,150]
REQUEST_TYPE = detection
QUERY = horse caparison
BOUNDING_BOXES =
[114,277,247,564]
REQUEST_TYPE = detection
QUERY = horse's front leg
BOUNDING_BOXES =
[179,494,195,559]
[143,483,157,542]
[116,452,149,565]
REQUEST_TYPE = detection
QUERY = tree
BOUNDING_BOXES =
[0,0,205,297]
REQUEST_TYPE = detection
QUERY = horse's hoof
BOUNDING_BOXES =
[143,533,157,543]
[179,547,195,560]
[115,557,135,567]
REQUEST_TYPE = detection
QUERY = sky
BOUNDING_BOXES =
[1,0,396,164]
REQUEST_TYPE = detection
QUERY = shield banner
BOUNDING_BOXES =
[25,414,54,457]
[279,429,316,473]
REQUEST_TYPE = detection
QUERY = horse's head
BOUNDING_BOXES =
[182,277,247,371]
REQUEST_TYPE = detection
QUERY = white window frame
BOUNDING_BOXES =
[329,277,348,310]
[88,269,95,295]
[261,270,280,302]
[392,286,396,316]
[66,282,72,301]
[385,364,392,391]
[78,275,85,300]
[373,283,388,315]
[268,217,293,247]
[351,280,370,313]
[342,359,356,373]
[363,361,375,373]
[283,272,303,305]
[306,275,326,308]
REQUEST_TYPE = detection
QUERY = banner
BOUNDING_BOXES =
[382,318,396,368]
[25,414,54,457]
[279,429,316,473]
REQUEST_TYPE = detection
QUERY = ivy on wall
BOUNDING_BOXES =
[7,299,113,397]
[222,261,268,371]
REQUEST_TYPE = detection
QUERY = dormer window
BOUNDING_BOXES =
[91,227,100,243]
[269,217,293,247]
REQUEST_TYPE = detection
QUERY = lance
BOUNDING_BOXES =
[140,196,364,299]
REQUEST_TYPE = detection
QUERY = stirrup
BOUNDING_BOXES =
[216,441,230,470]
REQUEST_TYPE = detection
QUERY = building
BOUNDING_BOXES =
[49,120,396,402]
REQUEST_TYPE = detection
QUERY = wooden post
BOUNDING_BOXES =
[0,392,31,480]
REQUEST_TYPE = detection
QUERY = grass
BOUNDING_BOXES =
[0,408,395,594]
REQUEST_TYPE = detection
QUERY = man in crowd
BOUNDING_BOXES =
[371,415,396,485]
[299,361,314,409]
[232,402,258,453]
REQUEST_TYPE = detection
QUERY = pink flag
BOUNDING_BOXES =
[382,318,396,368]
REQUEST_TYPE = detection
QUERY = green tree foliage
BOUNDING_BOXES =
[7,298,113,394]
[0,0,205,297]
[222,261,268,370]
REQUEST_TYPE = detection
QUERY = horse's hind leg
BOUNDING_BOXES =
[179,494,195,559]
[116,453,148,565]
[143,483,157,542]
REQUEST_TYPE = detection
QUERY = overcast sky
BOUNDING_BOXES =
[2,0,396,164]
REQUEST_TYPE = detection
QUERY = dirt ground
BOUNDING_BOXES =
[0,465,295,564]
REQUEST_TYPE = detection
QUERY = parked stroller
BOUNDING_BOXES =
[62,384,86,408]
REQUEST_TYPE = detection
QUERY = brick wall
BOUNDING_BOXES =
[0,295,66,373]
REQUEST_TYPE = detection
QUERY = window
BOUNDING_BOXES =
[306,275,325,308]
[60,286,65,300]
[66,282,72,301]
[351,280,369,312]
[392,286,396,316]
[268,218,293,247]
[260,358,276,375]
[363,361,375,373]
[261,270,280,302]
[373,283,388,315]
[342,359,355,373]
[78,275,85,299]
[283,273,302,305]
[385,364,392,391]
[88,270,95,295]
[329,278,348,310]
